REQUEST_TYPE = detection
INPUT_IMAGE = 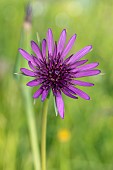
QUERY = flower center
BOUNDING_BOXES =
[48,67,61,85]
[44,58,67,89]
[39,57,71,91]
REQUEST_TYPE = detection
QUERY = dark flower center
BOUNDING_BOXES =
[39,56,70,91]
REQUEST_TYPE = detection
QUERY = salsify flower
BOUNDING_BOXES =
[19,28,100,119]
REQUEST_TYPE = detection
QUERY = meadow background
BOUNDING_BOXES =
[0,0,113,170]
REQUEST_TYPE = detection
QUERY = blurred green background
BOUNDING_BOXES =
[0,0,113,170]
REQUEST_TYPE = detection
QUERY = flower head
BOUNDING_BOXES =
[19,29,100,119]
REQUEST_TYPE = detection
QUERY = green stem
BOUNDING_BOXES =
[41,98,49,170]
[22,87,41,170]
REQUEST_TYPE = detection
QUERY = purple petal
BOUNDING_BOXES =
[63,55,73,64]
[57,29,66,55]
[68,45,92,64]
[69,60,88,69]
[71,80,94,86]
[62,88,78,99]
[77,62,99,71]
[55,92,64,119]
[32,55,40,66]
[19,48,32,61]
[63,86,77,95]
[47,28,54,55]
[69,86,90,100]
[61,34,77,58]
[75,70,101,78]
[33,88,43,98]
[53,43,57,58]
[27,79,43,86]
[42,39,46,58]
[28,61,36,71]
[20,68,35,77]
[41,89,49,101]
[31,41,42,59]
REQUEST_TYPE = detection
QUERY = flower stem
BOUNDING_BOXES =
[22,87,41,170]
[41,98,49,170]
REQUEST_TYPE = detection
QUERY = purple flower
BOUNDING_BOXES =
[19,29,100,119]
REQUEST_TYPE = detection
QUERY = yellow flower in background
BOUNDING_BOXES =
[57,128,71,142]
